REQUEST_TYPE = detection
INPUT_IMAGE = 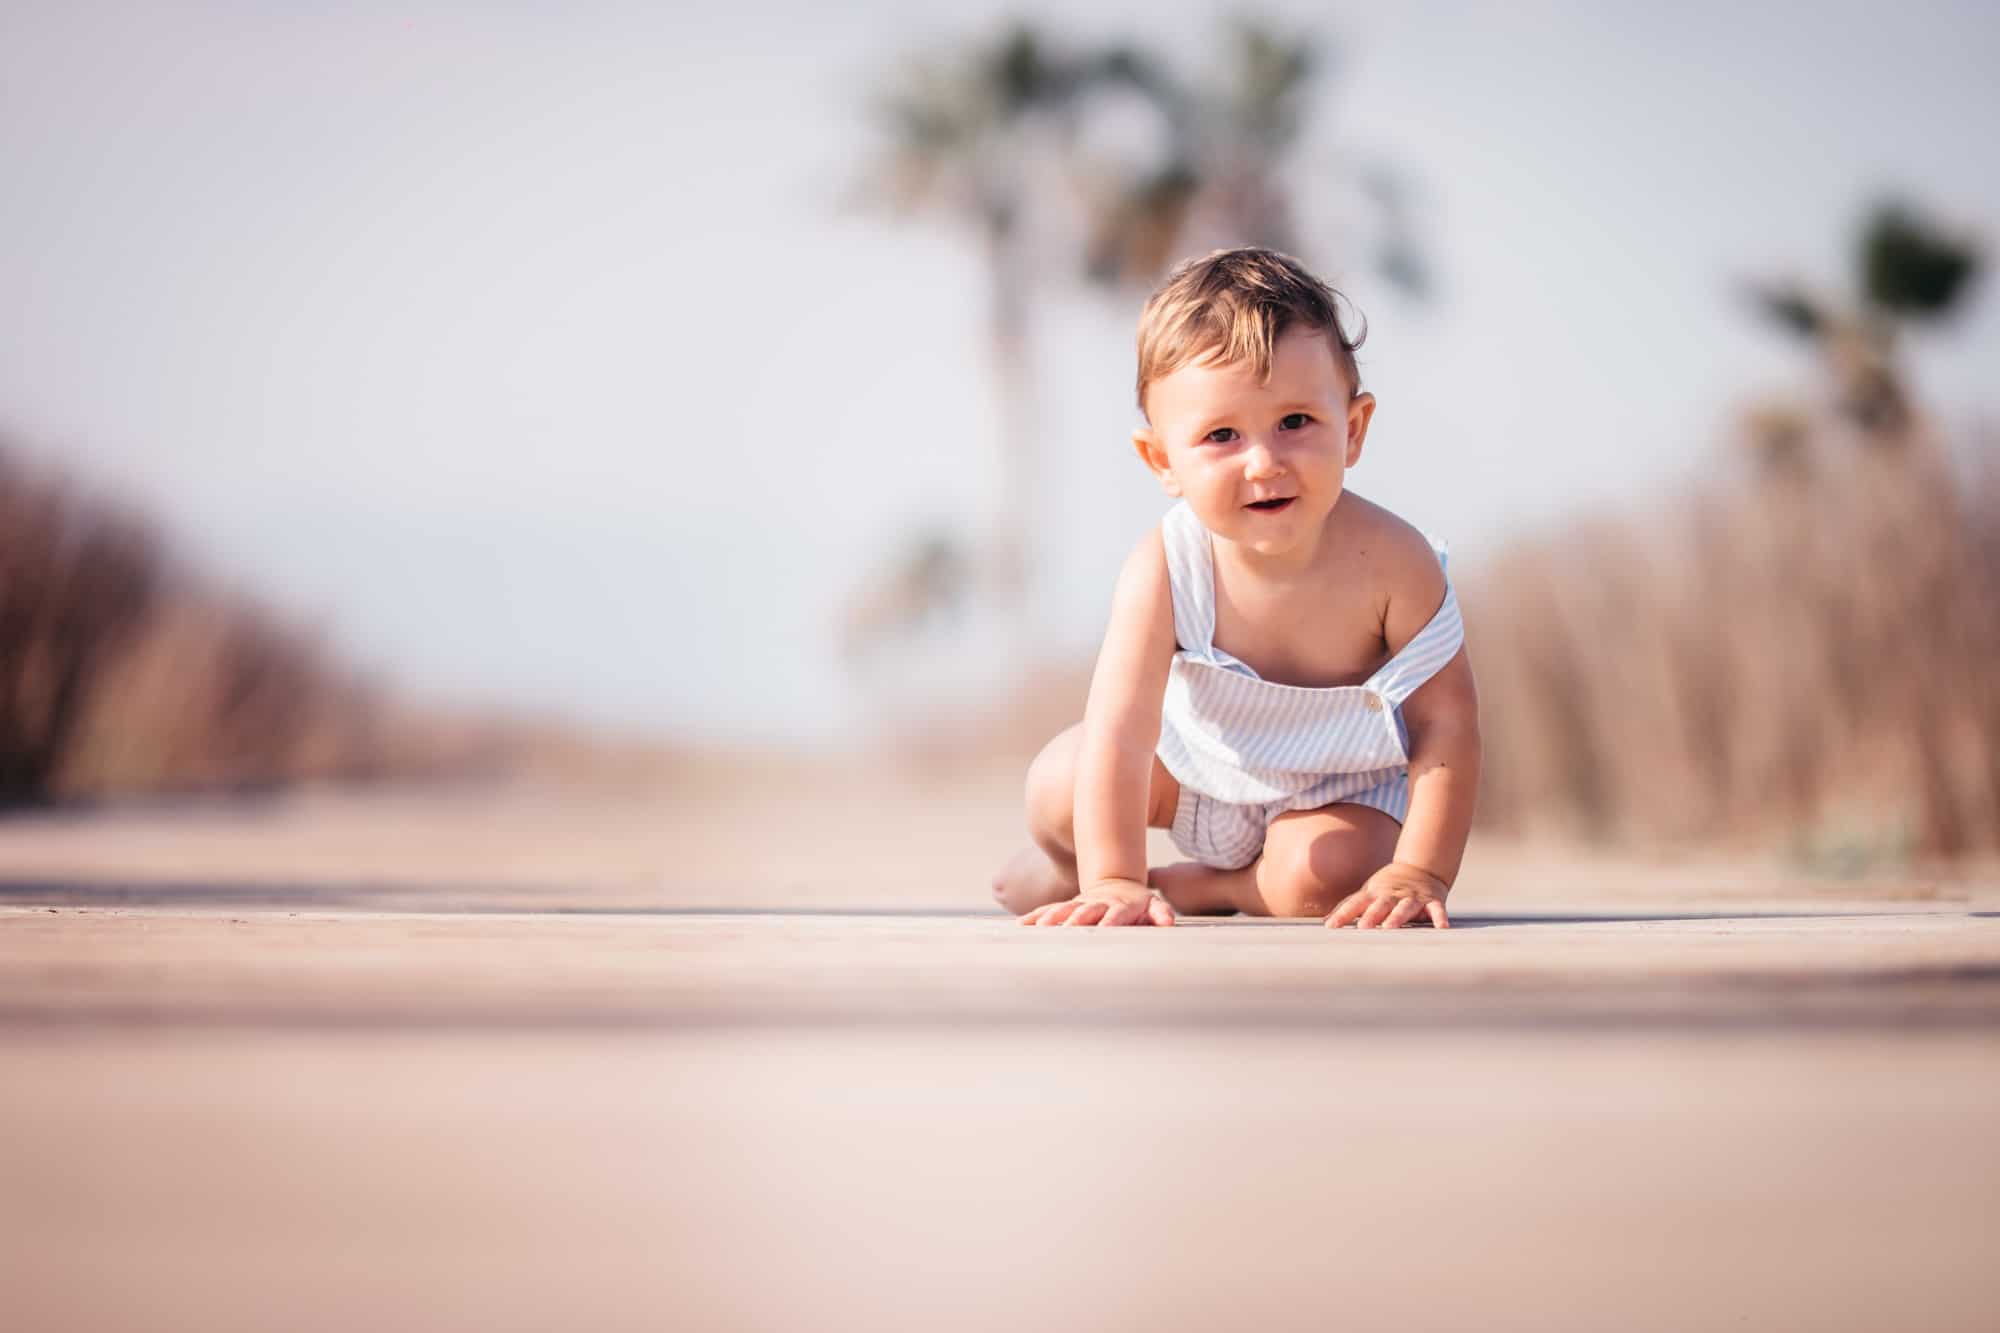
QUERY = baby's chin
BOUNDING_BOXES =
[1222,522,1311,555]
[1235,533,1310,557]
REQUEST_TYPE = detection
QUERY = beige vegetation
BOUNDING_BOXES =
[0,441,683,805]
[1469,421,2000,860]
[0,441,481,800]
[1467,199,1996,861]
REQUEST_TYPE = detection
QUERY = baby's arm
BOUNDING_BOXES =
[1047,525,1179,927]
[1327,534,1482,929]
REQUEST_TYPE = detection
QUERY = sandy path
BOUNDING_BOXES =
[0,770,1987,909]
[6,905,2000,1030]
[3,777,1998,1330]
[6,1023,1997,1332]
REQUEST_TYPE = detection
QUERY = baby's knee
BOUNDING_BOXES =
[1023,726,1080,850]
[1255,840,1356,918]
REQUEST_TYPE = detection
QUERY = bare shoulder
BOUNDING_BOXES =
[1086,521,1177,713]
[1104,521,1175,644]
[1115,521,1169,589]
[1097,519,1162,612]
[1339,493,1443,595]
[1338,493,1446,649]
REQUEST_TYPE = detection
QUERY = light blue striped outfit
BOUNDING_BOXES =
[1155,499,1464,870]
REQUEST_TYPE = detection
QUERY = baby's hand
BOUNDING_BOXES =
[1019,878,1176,928]
[1325,861,1451,930]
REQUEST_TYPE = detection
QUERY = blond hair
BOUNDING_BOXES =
[1134,246,1366,418]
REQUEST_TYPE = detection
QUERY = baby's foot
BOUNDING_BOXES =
[991,845,1077,915]
[1147,861,1243,916]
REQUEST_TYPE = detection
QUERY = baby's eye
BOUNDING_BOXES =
[1204,427,1237,444]
[1280,413,1313,430]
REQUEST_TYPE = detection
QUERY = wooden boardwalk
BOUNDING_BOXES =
[3,782,1997,1330]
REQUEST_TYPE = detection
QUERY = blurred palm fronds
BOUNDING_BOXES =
[1746,199,1984,442]
[839,16,1425,671]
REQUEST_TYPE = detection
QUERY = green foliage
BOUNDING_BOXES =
[841,15,1431,658]
[1744,197,1985,446]
[853,16,1421,295]
[1221,16,1323,151]
[1859,200,1983,321]
[1748,280,1829,342]
[860,21,1104,235]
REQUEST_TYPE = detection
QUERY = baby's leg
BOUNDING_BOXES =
[990,721,1182,915]
[1149,802,1401,918]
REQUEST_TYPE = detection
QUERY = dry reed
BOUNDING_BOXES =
[1466,419,1999,863]
[0,442,504,804]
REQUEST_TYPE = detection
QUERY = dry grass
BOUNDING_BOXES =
[1466,418,2000,862]
[0,442,510,804]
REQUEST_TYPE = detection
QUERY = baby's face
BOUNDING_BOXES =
[1134,324,1375,558]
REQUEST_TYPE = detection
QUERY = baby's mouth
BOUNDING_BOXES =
[1245,497,1296,512]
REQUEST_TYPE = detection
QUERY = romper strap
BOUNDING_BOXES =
[1368,538,1463,706]
[1159,500,1217,653]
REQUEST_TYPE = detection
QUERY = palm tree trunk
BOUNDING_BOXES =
[985,218,1035,652]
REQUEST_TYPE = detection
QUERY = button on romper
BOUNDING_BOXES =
[1154,499,1466,870]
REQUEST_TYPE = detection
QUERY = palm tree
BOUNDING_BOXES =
[840,17,1428,668]
[1749,199,1982,444]
[1072,18,1429,300]
[841,23,1100,645]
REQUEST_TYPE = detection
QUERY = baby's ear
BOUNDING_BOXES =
[1132,428,1180,494]
[1345,391,1377,466]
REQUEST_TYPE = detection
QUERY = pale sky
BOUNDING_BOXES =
[3,0,1996,744]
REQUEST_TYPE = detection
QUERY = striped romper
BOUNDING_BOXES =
[1155,499,1466,870]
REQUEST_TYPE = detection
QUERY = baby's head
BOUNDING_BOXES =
[1131,247,1376,550]
[1134,246,1366,420]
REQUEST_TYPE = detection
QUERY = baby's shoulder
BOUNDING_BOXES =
[1108,520,1172,608]
[1335,496,1448,653]
[1339,494,1445,587]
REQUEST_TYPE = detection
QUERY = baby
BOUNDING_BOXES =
[991,246,1481,929]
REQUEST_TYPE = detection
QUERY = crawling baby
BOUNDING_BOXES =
[991,246,1481,928]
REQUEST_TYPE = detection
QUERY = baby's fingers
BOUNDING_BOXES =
[1147,895,1176,927]
[1356,896,1397,930]
[1325,891,1369,929]
[1093,900,1135,927]
[1381,898,1422,930]
[1064,892,1112,924]
[1025,899,1080,927]
[1065,900,1110,927]
[1427,900,1451,929]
